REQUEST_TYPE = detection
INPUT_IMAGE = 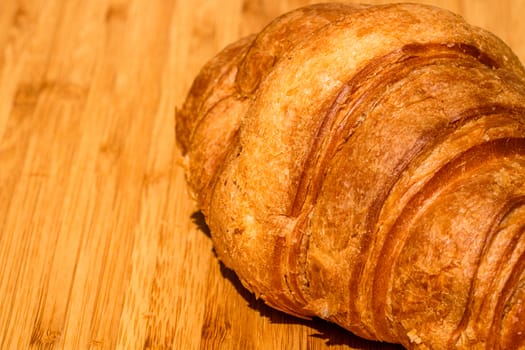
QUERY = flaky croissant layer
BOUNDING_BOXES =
[176,3,525,349]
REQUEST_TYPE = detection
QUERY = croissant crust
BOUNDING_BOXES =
[176,3,525,349]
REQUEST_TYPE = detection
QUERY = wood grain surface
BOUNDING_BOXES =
[0,0,523,349]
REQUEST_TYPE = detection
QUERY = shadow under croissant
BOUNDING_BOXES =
[191,211,403,350]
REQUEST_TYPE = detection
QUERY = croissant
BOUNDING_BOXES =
[176,2,525,349]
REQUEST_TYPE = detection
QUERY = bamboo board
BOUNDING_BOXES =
[0,0,524,348]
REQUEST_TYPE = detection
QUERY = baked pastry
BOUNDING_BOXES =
[176,3,525,349]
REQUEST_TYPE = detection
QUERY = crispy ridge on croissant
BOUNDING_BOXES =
[176,3,525,349]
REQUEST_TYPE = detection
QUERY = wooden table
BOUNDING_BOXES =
[1,0,523,348]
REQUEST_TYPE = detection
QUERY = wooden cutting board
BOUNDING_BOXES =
[0,0,523,348]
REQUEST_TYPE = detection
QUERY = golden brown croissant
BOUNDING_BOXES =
[176,3,525,349]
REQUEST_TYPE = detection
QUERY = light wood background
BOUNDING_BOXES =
[0,0,523,349]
